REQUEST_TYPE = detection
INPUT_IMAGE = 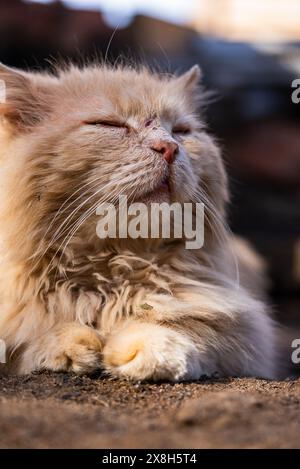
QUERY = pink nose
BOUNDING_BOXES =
[150,140,179,164]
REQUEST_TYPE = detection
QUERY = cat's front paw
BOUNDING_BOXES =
[102,322,202,381]
[20,323,104,374]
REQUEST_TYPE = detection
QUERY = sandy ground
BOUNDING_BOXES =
[0,372,300,449]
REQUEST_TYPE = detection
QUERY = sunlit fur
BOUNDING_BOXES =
[0,62,277,380]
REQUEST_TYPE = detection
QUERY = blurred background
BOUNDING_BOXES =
[1,0,300,371]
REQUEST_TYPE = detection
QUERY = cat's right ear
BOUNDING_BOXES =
[173,65,202,93]
[0,63,53,132]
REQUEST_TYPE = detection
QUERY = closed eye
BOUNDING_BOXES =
[172,126,191,135]
[84,120,127,129]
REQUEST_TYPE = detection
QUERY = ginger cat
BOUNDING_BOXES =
[0,62,277,380]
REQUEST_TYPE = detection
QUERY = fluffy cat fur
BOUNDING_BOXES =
[0,62,277,380]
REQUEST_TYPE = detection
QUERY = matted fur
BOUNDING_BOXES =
[0,62,277,380]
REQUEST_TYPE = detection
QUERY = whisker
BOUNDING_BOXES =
[32,175,106,259]
[195,186,240,288]
[52,184,132,280]
[32,164,145,271]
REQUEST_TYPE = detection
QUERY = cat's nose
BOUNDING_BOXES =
[150,140,179,164]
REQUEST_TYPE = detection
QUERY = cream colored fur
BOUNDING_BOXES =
[0,62,277,380]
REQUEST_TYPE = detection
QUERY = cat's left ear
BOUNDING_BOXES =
[173,65,202,93]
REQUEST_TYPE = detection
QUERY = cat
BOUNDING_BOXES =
[0,62,278,380]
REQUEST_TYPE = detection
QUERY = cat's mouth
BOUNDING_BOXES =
[136,175,171,204]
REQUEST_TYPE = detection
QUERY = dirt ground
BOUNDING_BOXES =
[0,372,300,449]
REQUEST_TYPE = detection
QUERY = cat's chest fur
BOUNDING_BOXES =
[46,249,175,333]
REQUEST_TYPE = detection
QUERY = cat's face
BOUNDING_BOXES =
[0,63,227,252]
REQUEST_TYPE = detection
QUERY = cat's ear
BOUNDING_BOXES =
[0,63,53,131]
[174,65,202,93]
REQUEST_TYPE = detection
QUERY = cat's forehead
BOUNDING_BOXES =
[58,67,190,120]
